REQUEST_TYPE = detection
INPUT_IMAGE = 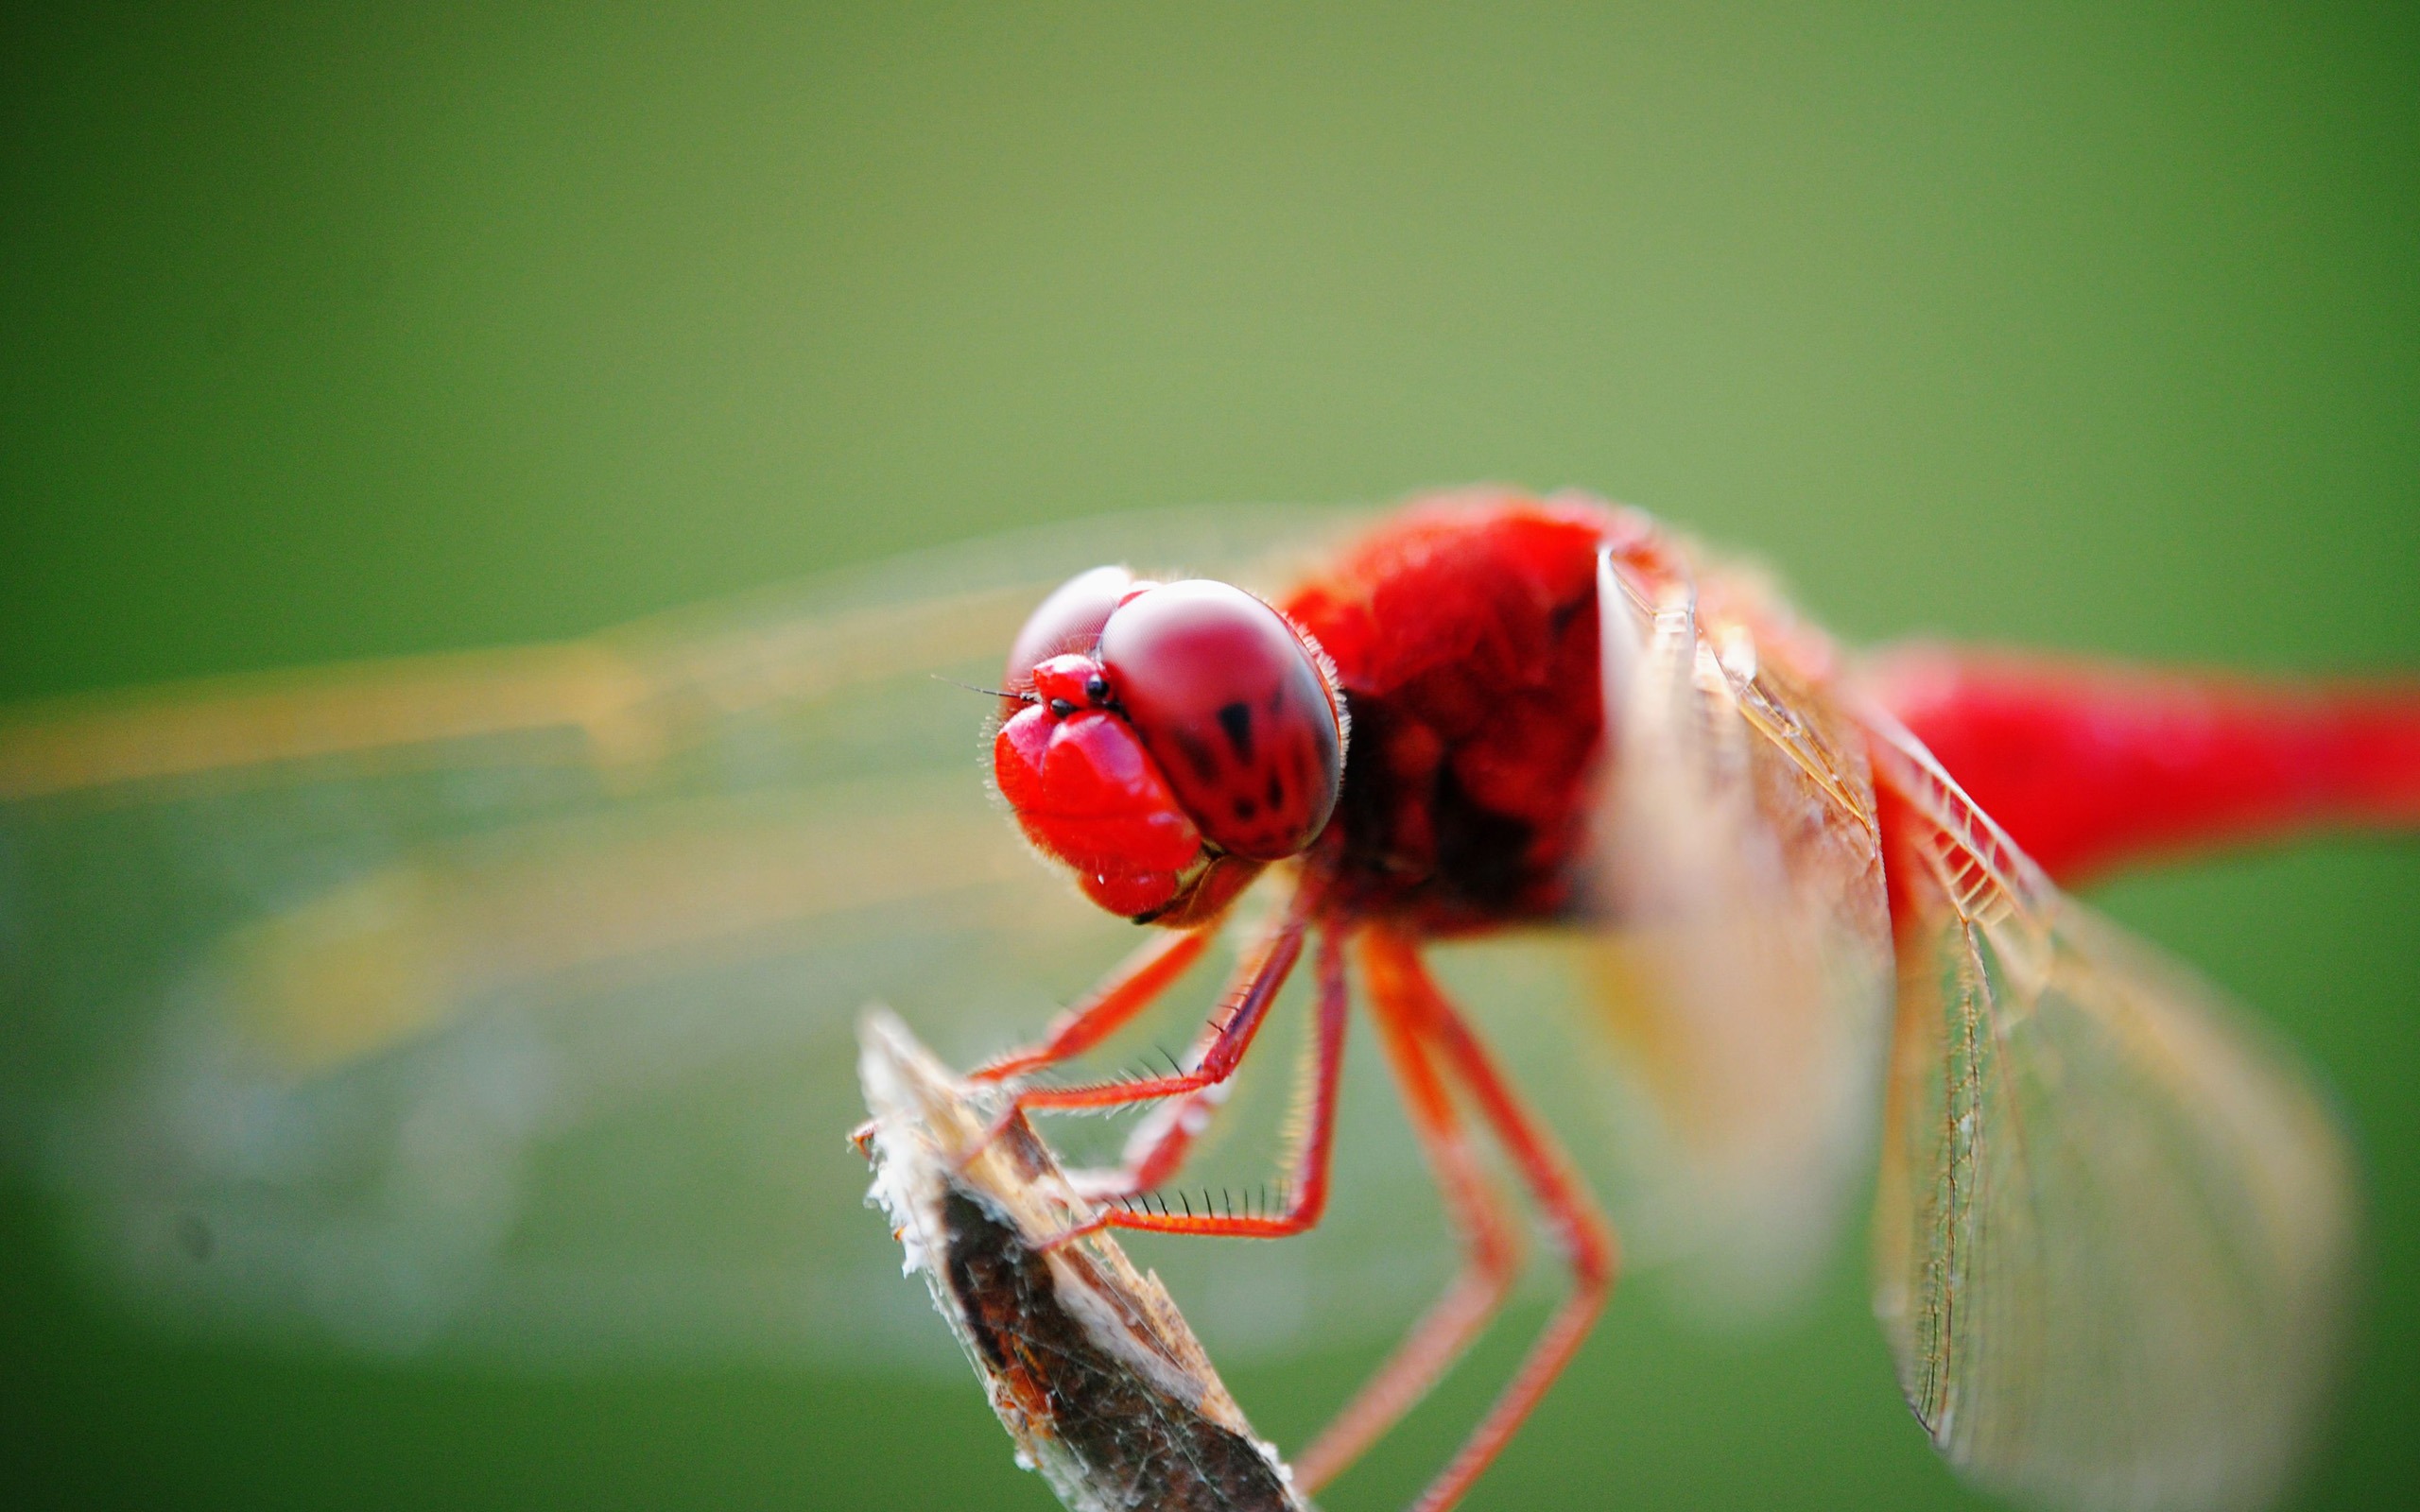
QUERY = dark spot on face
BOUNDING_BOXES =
[1217,701,1254,762]
[1172,729,1221,783]
[1232,796,1257,821]
[1266,771,1285,808]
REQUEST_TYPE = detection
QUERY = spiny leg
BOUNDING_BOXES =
[849,921,1213,1158]
[969,924,1213,1083]
[1360,927,1619,1512]
[1009,887,1310,1117]
[1069,925,1348,1241]
[1291,957,1525,1492]
[1059,920,1301,1199]
[960,885,1306,1187]
[1062,1075,1229,1201]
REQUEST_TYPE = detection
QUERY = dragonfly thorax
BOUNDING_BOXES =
[1282,495,1622,932]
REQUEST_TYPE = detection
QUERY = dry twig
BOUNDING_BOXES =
[857,1010,1311,1512]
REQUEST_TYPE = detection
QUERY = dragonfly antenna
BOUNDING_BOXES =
[933,674,1032,701]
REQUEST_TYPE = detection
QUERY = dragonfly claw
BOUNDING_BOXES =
[942,1091,1029,1180]
[1031,1203,1113,1252]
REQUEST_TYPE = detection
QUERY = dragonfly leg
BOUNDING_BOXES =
[1058,902,1327,1195]
[969,924,1213,1082]
[854,932,1204,1155]
[1066,926,1347,1240]
[1288,943,1526,1492]
[1359,927,1618,1512]
[1007,893,1309,1116]
[1061,1079,1232,1200]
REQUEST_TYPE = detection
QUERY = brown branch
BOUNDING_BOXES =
[857,1010,1312,1512]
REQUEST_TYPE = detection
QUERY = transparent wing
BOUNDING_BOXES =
[1866,718,2356,1512]
[1571,545,1896,1312]
[0,504,1459,1372]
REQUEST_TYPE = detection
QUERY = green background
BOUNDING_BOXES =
[5,4,2415,1509]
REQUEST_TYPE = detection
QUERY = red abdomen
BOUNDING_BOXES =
[1282,494,1618,929]
[1871,648,2420,884]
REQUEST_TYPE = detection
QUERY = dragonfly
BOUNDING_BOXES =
[1,492,2409,1510]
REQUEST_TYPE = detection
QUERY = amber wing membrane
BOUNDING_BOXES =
[1,506,1436,1370]
[1581,546,1895,1309]
[1866,719,2356,1512]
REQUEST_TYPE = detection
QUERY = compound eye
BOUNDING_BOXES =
[1003,566,1133,711]
[1097,580,1343,860]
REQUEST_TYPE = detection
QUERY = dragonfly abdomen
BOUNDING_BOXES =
[1870,647,2420,883]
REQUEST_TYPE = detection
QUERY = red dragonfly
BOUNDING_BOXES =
[2,492,2411,1509]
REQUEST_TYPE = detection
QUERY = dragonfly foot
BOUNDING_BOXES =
[1030,1204,1114,1252]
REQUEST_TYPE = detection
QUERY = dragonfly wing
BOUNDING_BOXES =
[1575,549,1895,1311]
[2,505,1443,1371]
[1866,719,2356,1512]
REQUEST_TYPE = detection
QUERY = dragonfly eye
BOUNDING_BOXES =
[1096,579,1345,861]
[1002,565,1134,713]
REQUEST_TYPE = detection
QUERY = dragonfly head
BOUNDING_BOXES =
[993,567,1346,924]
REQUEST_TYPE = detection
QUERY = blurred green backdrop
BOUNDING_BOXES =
[4,4,2415,1509]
